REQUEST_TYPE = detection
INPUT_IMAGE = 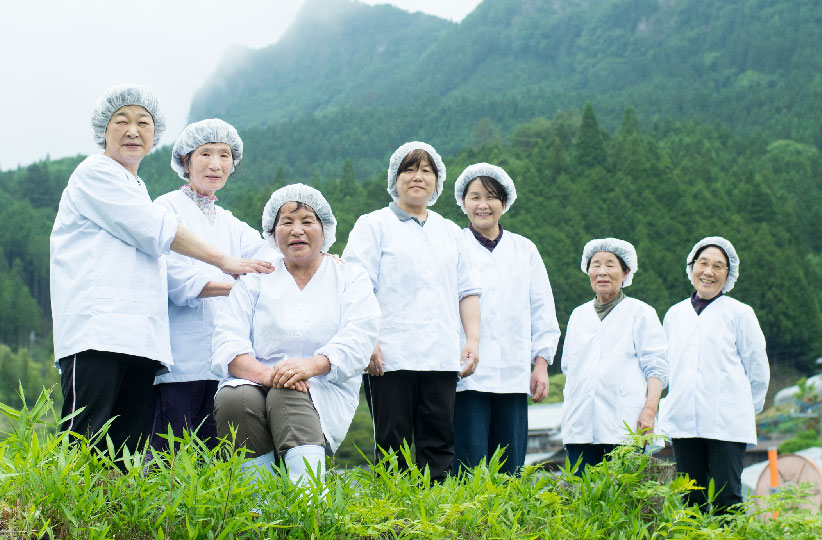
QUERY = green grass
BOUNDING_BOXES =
[2,389,822,539]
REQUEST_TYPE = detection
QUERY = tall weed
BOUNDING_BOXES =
[2,389,821,539]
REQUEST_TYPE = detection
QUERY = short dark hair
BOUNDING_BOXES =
[461,176,508,208]
[690,244,730,268]
[398,149,438,179]
[265,201,320,237]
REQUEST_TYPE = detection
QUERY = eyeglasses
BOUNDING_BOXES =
[693,258,727,273]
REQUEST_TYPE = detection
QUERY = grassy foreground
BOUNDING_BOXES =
[2,390,821,540]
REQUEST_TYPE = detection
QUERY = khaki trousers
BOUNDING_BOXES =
[214,384,328,459]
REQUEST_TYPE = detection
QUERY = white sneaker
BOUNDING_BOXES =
[284,445,326,488]
[242,451,275,514]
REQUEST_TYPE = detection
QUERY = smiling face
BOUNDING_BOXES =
[274,202,324,265]
[463,177,504,234]
[690,246,729,300]
[103,105,154,175]
[396,156,437,208]
[185,142,233,197]
[587,251,630,303]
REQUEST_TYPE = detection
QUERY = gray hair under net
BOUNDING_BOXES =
[580,237,639,288]
[91,84,166,148]
[261,183,337,253]
[170,119,243,179]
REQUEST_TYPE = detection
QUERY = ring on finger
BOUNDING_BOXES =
[287,369,295,377]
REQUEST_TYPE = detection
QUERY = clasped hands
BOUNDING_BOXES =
[265,354,331,394]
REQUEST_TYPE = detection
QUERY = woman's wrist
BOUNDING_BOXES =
[214,251,230,272]
[642,402,658,414]
[313,354,332,376]
[264,366,276,387]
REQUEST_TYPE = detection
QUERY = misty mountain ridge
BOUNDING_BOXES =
[189,0,453,126]
[188,0,821,150]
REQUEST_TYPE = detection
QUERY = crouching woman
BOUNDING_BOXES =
[211,184,380,485]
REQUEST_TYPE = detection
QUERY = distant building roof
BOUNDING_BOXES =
[528,402,563,432]
[524,451,559,466]
[774,374,822,406]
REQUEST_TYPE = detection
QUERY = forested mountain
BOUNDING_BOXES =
[0,0,820,408]
[192,0,821,148]
[189,0,453,128]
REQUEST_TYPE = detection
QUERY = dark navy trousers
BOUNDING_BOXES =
[149,380,219,452]
[453,390,528,476]
[564,443,617,475]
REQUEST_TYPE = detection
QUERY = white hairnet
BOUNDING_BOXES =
[454,162,517,214]
[91,84,166,149]
[686,236,739,293]
[581,238,638,288]
[170,119,243,179]
[387,141,446,206]
[262,183,337,253]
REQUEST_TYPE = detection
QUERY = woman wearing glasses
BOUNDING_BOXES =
[658,236,769,514]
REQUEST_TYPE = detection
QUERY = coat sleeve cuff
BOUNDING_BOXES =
[159,212,181,255]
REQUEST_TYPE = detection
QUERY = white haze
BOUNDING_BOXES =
[0,0,481,171]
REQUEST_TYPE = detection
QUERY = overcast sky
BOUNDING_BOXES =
[0,0,481,171]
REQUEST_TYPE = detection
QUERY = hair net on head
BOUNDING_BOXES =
[387,141,446,206]
[581,238,639,288]
[453,162,517,214]
[170,119,243,179]
[91,84,166,149]
[262,183,337,253]
[686,236,739,293]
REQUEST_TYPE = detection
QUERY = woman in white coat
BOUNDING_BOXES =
[149,119,275,453]
[50,85,273,462]
[342,141,481,482]
[561,238,667,474]
[451,163,560,475]
[211,183,380,486]
[658,236,769,514]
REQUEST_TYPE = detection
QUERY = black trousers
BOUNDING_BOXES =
[564,443,617,476]
[367,370,458,482]
[149,380,219,452]
[60,350,160,462]
[672,437,746,514]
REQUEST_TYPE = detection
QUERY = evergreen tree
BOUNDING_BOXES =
[619,108,640,137]
[574,103,607,170]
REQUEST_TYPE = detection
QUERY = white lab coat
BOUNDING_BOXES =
[211,257,380,453]
[561,297,668,444]
[658,296,769,446]
[50,154,180,365]
[342,207,480,373]
[456,229,560,394]
[153,189,276,384]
